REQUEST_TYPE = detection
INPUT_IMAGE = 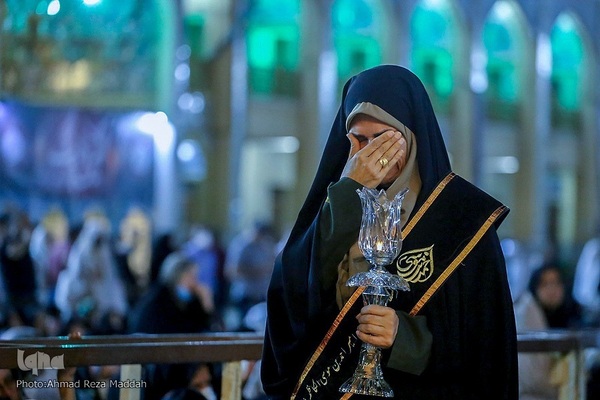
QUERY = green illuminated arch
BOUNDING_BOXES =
[550,12,585,122]
[332,0,385,86]
[482,1,526,119]
[410,0,458,113]
[246,0,301,96]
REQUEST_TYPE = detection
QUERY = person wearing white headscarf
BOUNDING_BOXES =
[54,219,127,331]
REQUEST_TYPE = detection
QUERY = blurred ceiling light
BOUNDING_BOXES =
[47,0,60,15]
[536,33,552,78]
[135,112,170,135]
[492,1,514,21]
[177,140,197,162]
[485,156,520,174]
[423,0,445,9]
[256,136,300,154]
[174,63,191,82]
[176,45,192,61]
[177,139,206,182]
[470,50,488,93]
[177,92,205,114]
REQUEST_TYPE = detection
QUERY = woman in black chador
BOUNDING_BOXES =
[261,65,518,399]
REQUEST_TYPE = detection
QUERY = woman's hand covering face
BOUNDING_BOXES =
[342,115,407,189]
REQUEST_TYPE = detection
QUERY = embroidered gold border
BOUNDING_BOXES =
[291,172,457,399]
[409,205,508,317]
[290,286,365,399]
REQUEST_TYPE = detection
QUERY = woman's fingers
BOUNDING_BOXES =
[373,132,406,169]
[363,131,406,175]
[364,131,400,158]
[341,130,406,187]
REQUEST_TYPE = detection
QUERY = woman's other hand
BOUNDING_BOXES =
[355,304,399,348]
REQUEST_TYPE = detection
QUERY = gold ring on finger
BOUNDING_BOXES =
[379,157,389,167]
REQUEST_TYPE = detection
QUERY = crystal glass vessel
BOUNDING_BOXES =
[339,187,410,397]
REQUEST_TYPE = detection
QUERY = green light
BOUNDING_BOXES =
[483,23,512,52]
[410,0,455,105]
[335,7,356,27]
[332,0,373,31]
[246,0,301,95]
[248,27,277,69]
[332,0,381,84]
[551,13,584,111]
[482,1,524,106]
[36,1,49,15]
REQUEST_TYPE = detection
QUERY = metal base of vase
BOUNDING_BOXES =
[339,375,394,397]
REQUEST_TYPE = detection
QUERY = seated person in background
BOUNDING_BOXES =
[54,219,128,334]
[128,251,214,334]
[573,234,600,327]
[514,261,582,400]
[225,222,276,321]
[161,363,217,400]
[528,262,582,329]
[127,252,215,400]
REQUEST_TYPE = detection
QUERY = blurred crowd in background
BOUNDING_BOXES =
[0,203,283,400]
[1,202,600,399]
